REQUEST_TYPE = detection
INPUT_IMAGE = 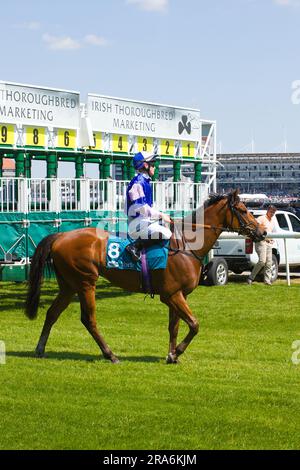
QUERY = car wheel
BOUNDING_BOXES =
[270,254,279,283]
[201,258,228,286]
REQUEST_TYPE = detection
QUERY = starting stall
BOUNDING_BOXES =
[0,81,217,281]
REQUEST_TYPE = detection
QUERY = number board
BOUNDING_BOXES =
[112,134,129,153]
[90,132,103,151]
[25,127,46,147]
[0,124,15,146]
[57,129,77,149]
[137,136,153,154]
[181,141,196,158]
[161,139,175,157]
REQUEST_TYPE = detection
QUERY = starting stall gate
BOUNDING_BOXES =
[0,81,216,281]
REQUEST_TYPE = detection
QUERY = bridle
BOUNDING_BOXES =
[168,197,260,263]
[227,203,259,239]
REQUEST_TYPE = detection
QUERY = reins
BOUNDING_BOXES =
[167,200,258,263]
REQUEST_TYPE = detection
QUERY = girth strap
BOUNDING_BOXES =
[140,249,155,298]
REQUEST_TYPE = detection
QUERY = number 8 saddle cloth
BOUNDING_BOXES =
[106,236,169,271]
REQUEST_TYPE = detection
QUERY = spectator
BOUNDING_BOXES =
[247,205,277,285]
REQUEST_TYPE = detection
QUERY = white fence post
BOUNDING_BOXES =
[107,180,116,211]
[49,179,60,212]
[17,179,29,213]
[79,179,90,211]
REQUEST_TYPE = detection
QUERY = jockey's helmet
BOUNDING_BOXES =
[133,151,157,170]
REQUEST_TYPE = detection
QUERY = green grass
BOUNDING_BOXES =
[0,278,300,450]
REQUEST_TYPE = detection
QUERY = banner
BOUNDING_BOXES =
[88,95,201,141]
[0,81,80,129]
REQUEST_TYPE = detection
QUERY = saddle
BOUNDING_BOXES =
[106,236,170,296]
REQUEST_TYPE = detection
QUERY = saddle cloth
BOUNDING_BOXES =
[106,236,169,271]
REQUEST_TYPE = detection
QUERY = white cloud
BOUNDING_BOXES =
[42,33,109,51]
[84,34,109,47]
[42,33,81,51]
[126,0,168,12]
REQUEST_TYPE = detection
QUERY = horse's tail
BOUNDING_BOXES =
[25,233,60,320]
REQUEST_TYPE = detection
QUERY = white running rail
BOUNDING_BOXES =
[0,178,208,213]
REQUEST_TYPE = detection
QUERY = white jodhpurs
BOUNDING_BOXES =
[128,219,172,241]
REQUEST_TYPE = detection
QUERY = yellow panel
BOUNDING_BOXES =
[26,127,46,147]
[90,132,103,150]
[112,134,129,153]
[137,136,153,154]
[181,141,196,158]
[0,124,15,146]
[161,139,175,156]
[57,129,77,149]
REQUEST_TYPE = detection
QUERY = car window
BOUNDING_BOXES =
[276,213,289,231]
[288,214,300,233]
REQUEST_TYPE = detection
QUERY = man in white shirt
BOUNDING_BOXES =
[247,205,277,285]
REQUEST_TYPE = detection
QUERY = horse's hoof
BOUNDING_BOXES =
[111,356,120,364]
[35,349,45,358]
[166,353,179,364]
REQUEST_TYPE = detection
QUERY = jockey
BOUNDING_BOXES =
[125,151,172,262]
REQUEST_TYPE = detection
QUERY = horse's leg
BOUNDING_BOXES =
[78,286,119,364]
[35,288,74,357]
[166,308,180,364]
[164,291,199,363]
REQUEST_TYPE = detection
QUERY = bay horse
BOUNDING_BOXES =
[25,190,265,364]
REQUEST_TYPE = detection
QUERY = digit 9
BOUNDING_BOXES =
[1,126,7,143]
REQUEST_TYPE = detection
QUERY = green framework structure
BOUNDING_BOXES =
[0,81,217,281]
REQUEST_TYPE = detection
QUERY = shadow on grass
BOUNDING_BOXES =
[0,284,135,312]
[7,350,100,362]
[6,350,162,363]
[228,274,249,284]
[119,355,162,363]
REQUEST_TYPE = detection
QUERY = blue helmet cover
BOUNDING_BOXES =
[132,151,157,170]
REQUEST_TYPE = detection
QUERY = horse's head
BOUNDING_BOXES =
[224,190,266,242]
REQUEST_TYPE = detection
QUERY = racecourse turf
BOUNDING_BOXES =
[0,278,299,450]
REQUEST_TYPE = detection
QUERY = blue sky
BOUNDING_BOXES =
[1,0,300,154]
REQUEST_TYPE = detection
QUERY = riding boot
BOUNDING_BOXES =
[125,239,144,262]
[126,239,158,262]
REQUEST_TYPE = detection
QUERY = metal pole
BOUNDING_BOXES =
[103,156,111,179]
[194,162,202,183]
[99,162,103,179]
[194,162,202,210]
[173,161,181,210]
[25,154,32,178]
[75,155,84,206]
[46,154,57,205]
[122,160,128,181]
[153,159,159,181]
[15,152,26,177]
[284,238,291,287]
[127,158,135,180]
[25,222,29,281]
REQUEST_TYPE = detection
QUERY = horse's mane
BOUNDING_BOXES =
[187,192,237,222]
[203,193,227,209]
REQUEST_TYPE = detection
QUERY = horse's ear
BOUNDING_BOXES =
[232,189,240,202]
[228,189,240,206]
